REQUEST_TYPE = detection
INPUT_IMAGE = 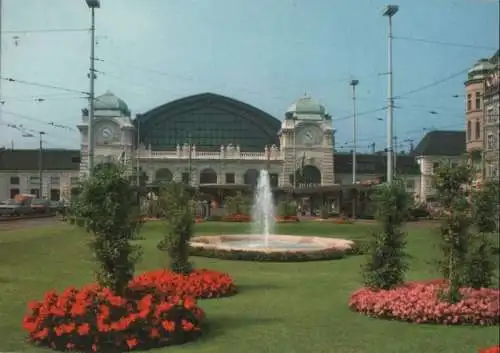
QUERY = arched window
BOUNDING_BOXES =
[199,168,217,184]
[295,165,321,187]
[155,168,173,184]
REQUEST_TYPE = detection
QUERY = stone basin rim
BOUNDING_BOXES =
[190,234,355,253]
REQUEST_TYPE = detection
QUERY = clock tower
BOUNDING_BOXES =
[278,95,335,187]
[77,91,135,176]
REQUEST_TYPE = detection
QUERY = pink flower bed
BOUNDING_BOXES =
[348,279,500,325]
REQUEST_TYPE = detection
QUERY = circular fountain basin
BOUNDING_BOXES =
[190,234,356,261]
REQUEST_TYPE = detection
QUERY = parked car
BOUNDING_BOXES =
[0,198,34,217]
[30,199,51,214]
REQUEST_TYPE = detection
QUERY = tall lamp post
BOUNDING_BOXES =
[85,0,100,175]
[383,4,398,183]
[38,131,46,199]
[350,79,359,219]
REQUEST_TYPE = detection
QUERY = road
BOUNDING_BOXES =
[0,217,59,231]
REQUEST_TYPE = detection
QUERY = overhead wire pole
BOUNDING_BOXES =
[85,0,100,175]
[0,0,3,126]
[38,131,46,199]
[383,4,399,184]
[350,79,359,219]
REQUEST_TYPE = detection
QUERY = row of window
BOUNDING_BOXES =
[486,133,498,150]
[9,188,61,201]
[467,120,481,141]
[466,92,481,111]
[8,176,79,185]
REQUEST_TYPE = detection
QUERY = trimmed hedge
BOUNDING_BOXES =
[188,239,367,262]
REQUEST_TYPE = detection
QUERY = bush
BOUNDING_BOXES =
[205,215,222,222]
[224,192,250,216]
[129,269,237,299]
[277,200,296,218]
[22,286,204,352]
[320,204,330,219]
[464,181,499,289]
[72,164,142,296]
[349,279,500,325]
[157,182,195,275]
[362,181,409,290]
[432,162,473,303]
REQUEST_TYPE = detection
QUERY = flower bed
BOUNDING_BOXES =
[275,215,299,223]
[479,346,500,353]
[22,286,205,352]
[129,269,237,299]
[349,279,500,325]
[221,214,251,222]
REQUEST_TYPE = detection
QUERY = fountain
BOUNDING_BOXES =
[251,170,275,247]
[190,169,355,261]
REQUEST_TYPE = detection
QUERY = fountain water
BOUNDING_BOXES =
[251,170,275,247]
[189,172,355,260]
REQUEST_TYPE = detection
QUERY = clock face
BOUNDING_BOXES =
[97,123,117,143]
[298,125,321,145]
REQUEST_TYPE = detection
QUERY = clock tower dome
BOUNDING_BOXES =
[278,94,335,187]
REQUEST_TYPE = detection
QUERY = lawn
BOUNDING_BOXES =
[0,221,498,353]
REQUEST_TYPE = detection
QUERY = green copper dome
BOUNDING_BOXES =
[95,91,130,115]
[286,95,325,115]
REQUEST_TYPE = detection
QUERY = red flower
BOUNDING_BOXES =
[349,279,500,325]
[479,346,500,353]
[22,281,205,352]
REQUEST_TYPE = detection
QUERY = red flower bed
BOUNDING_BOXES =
[195,217,205,224]
[222,214,251,222]
[275,215,299,223]
[349,279,500,325]
[129,269,237,299]
[22,286,205,352]
[479,346,500,353]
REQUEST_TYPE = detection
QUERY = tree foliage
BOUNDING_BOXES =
[157,182,195,274]
[277,200,297,217]
[432,162,473,302]
[224,192,250,215]
[362,180,409,290]
[73,164,142,296]
[463,180,499,289]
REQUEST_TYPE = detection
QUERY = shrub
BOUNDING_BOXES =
[432,162,473,303]
[22,286,204,352]
[129,269,237,299]
[157,182,195,275]
[320,204,330,219]
[72,164,142,296]
[277,200,296,218]
[464,181,499,289]
[349,279,500,325]
[224,192,250,216]
[362,181,409,290]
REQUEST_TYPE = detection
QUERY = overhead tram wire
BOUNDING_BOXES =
[393,36,497,51]
[2,28,89,34]
[394,67,470,99]
[0,76,88,95]
[1,110,76,131]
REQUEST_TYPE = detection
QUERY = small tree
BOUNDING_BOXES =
[224,192,250,215]
[432,162,473,302]
[277,200,296,218]
[362,180,409,290]
[157,182,194,274]
[73,164,142,296]
[464,180,498,288]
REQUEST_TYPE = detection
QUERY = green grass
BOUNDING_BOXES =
[0,221,498,353]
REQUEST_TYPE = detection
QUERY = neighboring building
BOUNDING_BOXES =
[483,56,499,181]
[0,149,81,201]
[0,91,422,215]
[411,130,466,202]
[464,50,499,177]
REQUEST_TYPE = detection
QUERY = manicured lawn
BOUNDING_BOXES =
[0,221,498,353]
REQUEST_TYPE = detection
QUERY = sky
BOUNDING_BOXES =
[0,0,499,152]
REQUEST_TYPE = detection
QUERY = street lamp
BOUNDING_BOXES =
[383,4,399,183]
[349,79,359,185]
[38,131,46,199]
[85,0,100,175]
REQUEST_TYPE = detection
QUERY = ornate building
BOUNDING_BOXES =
[1,91,423,215]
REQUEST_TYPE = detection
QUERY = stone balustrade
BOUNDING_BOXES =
[138,144,283,160]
